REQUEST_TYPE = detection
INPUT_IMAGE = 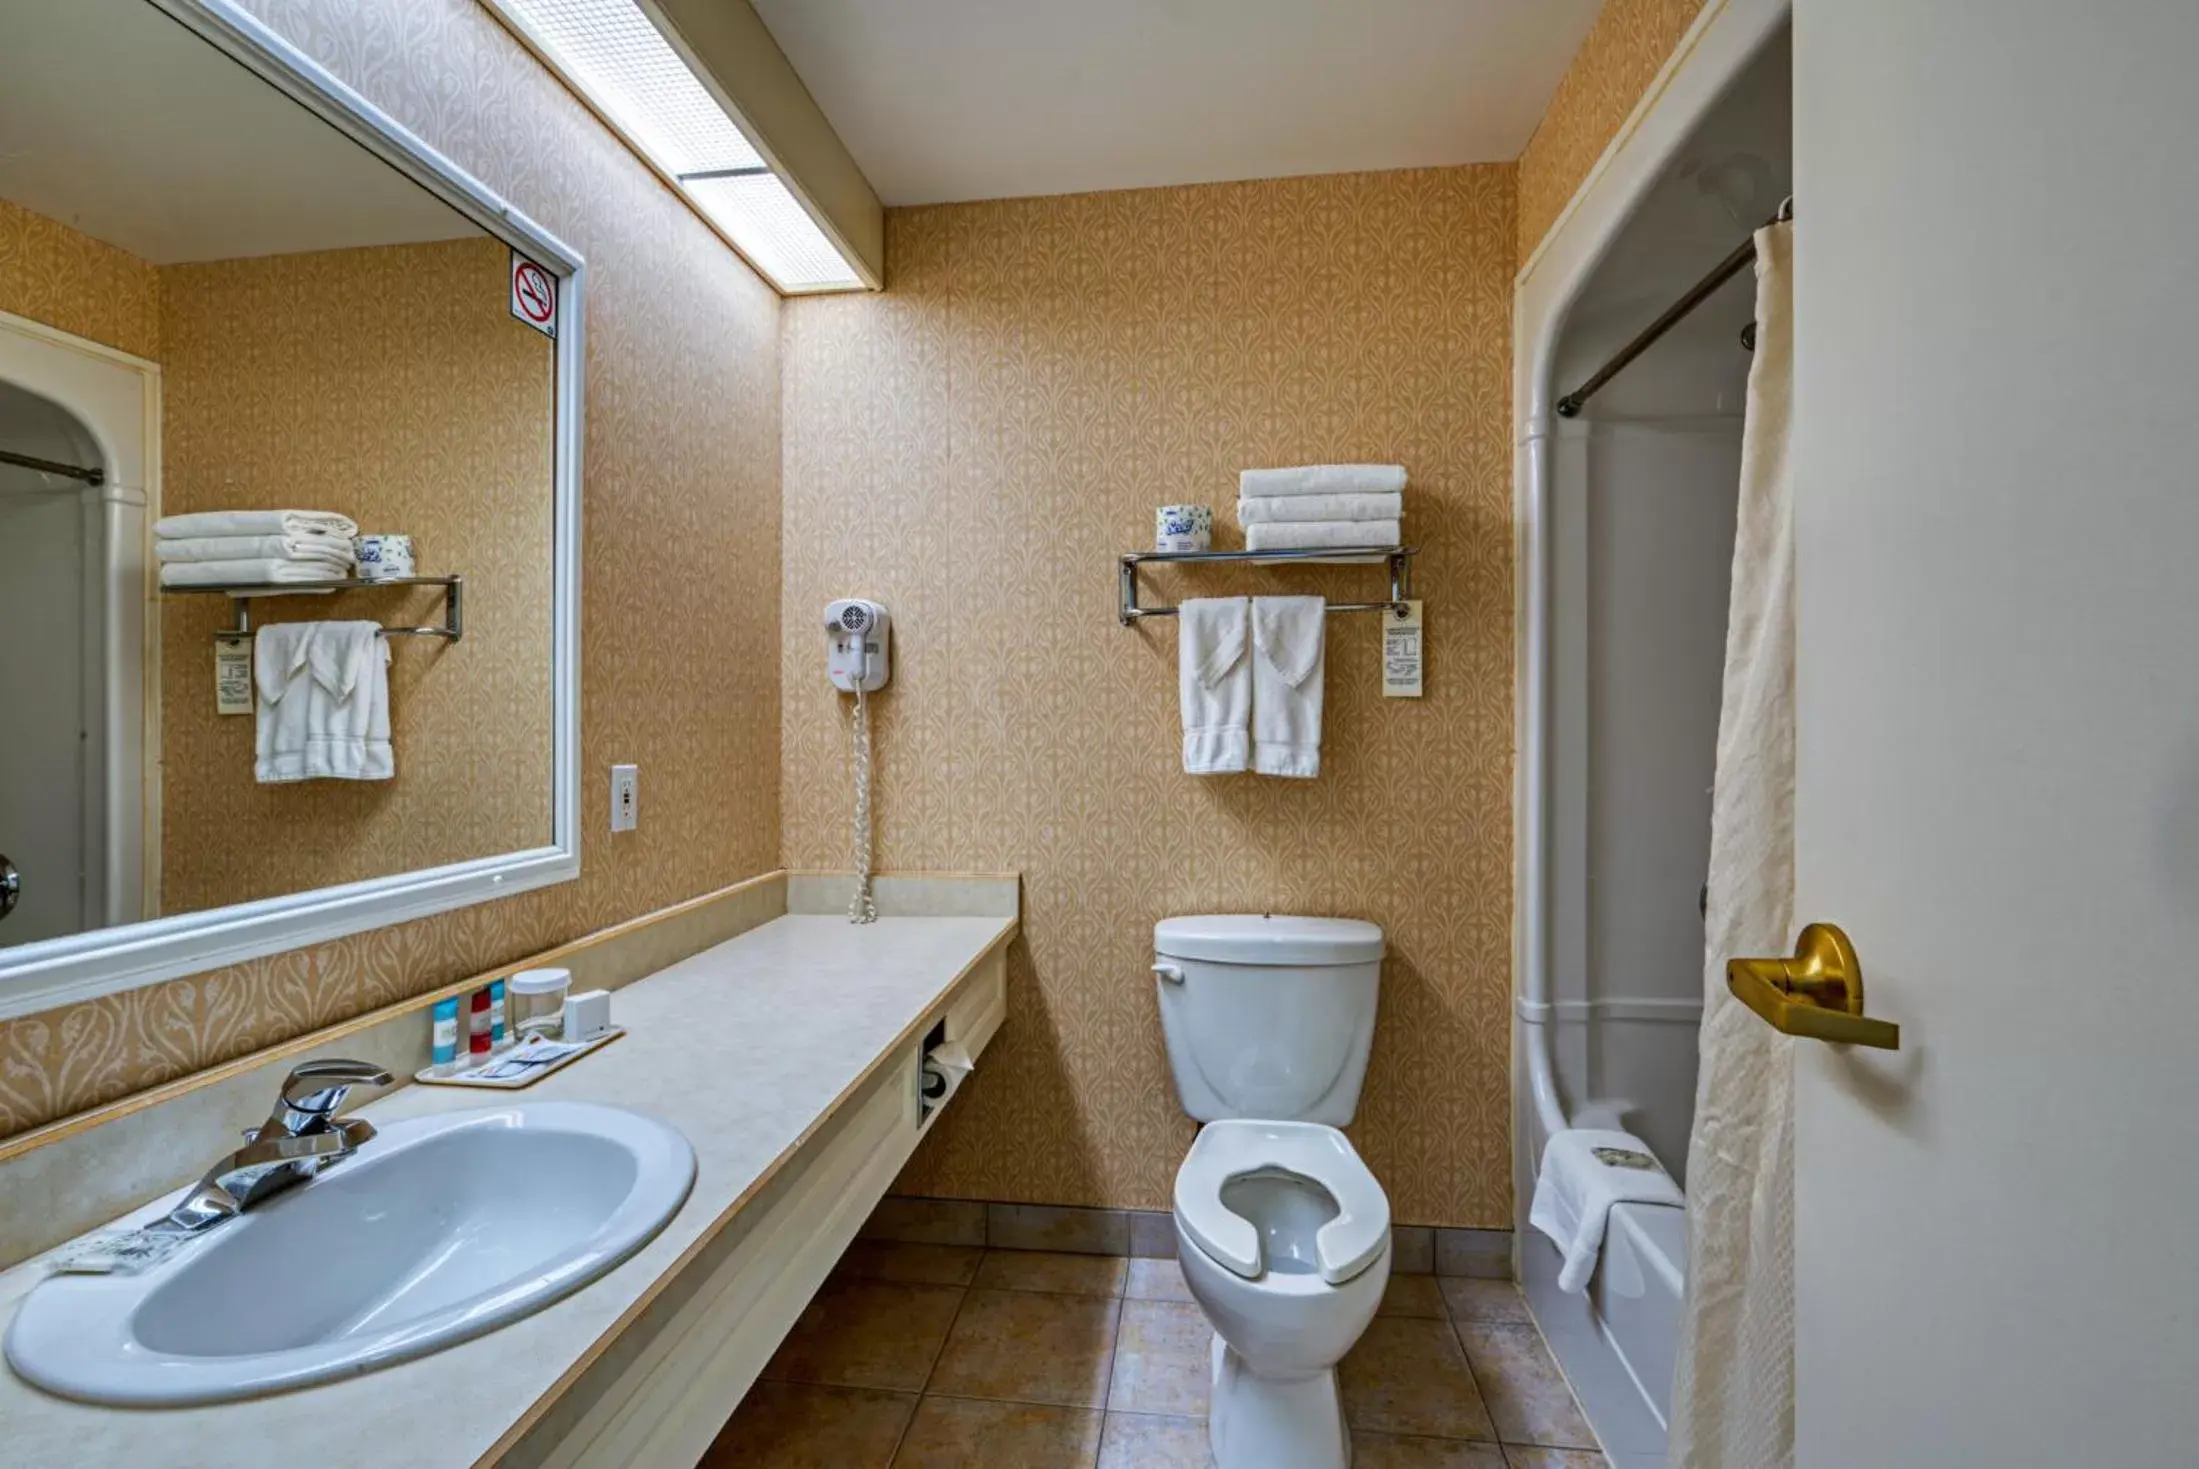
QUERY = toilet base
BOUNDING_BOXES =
[1207,1334,1351,1469]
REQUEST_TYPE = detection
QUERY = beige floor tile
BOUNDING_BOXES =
[837,1240,986,1287]
[701,1381,915,1468]
[761,1278,965,1392]
[1441,1278,1532,1325]
[1124,1256,1197,1303]
[1379,1273,1451,1318]
[1455,1323,1597,1451]
[1106,1298,1214,1417]
[976,1249,1130,1297]
[1341,1316,1498,1441]
[1350,1431,1511,1467]
[1098,1411,1213,1468]
[889,1396,1103,1468]
[1501,1448,1610,1469]
[927,1288,1121,1407]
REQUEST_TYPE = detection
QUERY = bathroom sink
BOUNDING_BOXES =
[4,1101,694,1406]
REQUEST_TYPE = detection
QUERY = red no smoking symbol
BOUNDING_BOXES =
[513,261,554,325]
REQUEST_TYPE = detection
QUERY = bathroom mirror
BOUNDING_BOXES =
[0,0,583,1015]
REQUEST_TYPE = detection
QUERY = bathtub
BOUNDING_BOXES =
[1523,1196,1688,1469]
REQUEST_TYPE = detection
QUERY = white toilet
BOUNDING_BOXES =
[1154,914,1389,1469]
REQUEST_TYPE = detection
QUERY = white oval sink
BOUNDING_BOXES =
[4,1101,694,1406]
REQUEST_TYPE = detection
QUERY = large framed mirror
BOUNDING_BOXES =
[0,0,583,1016]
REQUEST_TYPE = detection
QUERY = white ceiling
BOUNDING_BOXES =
[0,0,478,265]
[749,0,1604,206]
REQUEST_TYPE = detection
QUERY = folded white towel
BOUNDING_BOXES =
[1239,464,1406,499]
[160,558,349,588]
[1237,492,1403,525]
[254,621,393,782]
[1179,597,1250,775]
[1244,519,1401,552]
[156,509,359,541]
[1250,596,1325,778]
[1529,1129,1685,1294]
[155,534,355,566]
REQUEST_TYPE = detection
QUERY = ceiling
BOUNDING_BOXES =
[749,0,1604,206]
[0,0,478,265]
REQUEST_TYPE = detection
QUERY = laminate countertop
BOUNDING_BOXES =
[0,913,1017,1469]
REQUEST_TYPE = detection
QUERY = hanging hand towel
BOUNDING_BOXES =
[155,533,355,566]
[1251,595,1324,778]
[156,509,359,540]
[1239,465,1406,498]
[1244,519,1401,553]
[1237,492,1403,524]
[160,558,350,588]
[1179,597,1251,774]
[1529,1129,1685,1294]
[254,621,393,782]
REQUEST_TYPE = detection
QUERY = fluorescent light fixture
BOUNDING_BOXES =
[484,0,864,292]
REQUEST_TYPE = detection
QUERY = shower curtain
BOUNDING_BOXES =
[1667,219,1796,1469]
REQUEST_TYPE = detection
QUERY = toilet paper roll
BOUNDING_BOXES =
[1155,504,1213,553]
[921,1039,976,1105]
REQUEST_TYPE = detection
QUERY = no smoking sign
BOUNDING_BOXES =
[509,251,557,337]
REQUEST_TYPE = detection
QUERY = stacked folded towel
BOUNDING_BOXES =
[1238,465,1405,552]
[155,510,359,588]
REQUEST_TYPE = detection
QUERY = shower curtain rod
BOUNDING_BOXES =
[1554,196,1794,418]
[0,447,103,485]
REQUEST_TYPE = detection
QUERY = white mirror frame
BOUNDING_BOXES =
[0,0,585,1021]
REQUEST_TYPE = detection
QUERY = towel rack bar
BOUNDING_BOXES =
[165,575,464,643]
[1117,546,1415,625]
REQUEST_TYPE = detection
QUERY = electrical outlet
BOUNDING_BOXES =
[609,764,638,832]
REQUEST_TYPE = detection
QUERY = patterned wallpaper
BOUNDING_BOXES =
[781,168,1519,1228]
[157,237,555,914]
[1517,0,1710,263]
[0,198,161,361]
[0,0,783,1138]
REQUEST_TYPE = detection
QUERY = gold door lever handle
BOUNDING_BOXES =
[1727,923,1900,1050]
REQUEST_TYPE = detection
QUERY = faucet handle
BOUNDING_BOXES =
[263,1058,393,1137]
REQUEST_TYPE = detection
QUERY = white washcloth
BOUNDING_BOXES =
[160,559,351,588]
[156,509,359,541]
[155,534,355,566]
[1237,492,1403,524]
[1178,597,1250,774]
[1250,595,1324,778]
[254,621,393,782]
[1245,519,1401,552]
[1239,464,1406,499]
[1529,1129,1685,1294]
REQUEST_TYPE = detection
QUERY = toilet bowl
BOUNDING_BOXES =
[1173,1119,1392,1469]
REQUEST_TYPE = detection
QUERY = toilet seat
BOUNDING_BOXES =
[1174,1120,1389,1286]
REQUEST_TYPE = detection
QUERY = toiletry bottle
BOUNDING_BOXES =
[489,979,509,1050]
[431,997,460,1075]
[468,989,493,1064]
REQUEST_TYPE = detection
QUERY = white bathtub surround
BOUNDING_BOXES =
[1667,217,1796,1469]
[0,899,1015,1468]
[1250,596,1325,778]
[1178,596,1252,774]
[1235,492,1403,524]
[1529,1128,1684,1294]
[1237,464,1406,498]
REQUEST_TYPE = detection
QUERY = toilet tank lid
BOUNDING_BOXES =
[1155,915,1385,966]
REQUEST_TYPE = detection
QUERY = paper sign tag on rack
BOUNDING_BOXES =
[509,251,556,337]
[1382,600,1424,698]
[215,634,253,715]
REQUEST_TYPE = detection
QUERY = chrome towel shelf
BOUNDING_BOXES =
[166,575,464,642]
[1117,546,1415,626]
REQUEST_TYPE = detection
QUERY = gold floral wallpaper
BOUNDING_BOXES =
[0,0,783,1138]
[0,198,161,361]
[1517,0,1710,262]
[157,237,556,914]
[781,168,1519,1228]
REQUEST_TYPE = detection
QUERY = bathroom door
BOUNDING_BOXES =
[1786,2,2199,1465]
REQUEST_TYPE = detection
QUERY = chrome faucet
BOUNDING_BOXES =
[166,1059,393,1232]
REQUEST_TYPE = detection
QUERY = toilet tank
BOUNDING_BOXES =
[1154,915,1384,1125]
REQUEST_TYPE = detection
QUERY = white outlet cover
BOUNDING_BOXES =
[610,764,638,832]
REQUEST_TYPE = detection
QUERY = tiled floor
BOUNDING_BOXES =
[702,1244,1609,1468]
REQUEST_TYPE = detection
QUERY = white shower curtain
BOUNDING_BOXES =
[1667,219,1796,1469]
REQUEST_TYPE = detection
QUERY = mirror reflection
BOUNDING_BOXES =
[0,0,558,949]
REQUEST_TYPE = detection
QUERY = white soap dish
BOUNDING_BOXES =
[414,1027,624,1090]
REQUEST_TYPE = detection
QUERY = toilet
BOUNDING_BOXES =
[1154,915,1389,1469]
